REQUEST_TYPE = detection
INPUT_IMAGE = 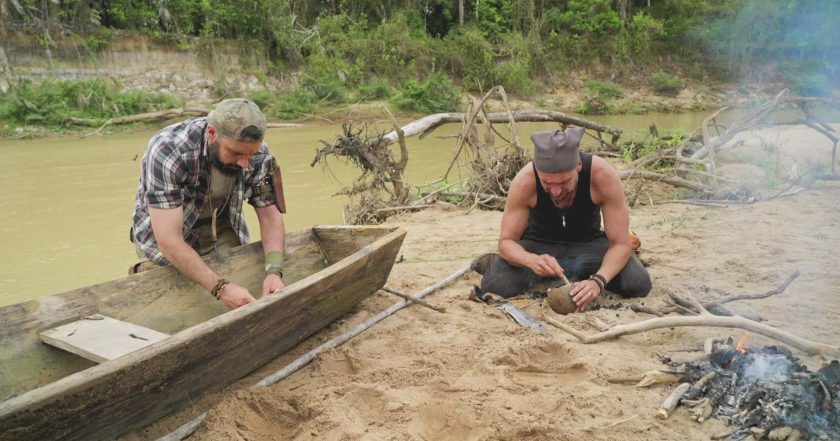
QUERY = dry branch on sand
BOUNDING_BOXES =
[541,288,840,358]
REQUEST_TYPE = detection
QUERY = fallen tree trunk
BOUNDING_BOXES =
[66,107,210,126]
[66,107,301,128]
[618,169,712,193]
[377,110,622,148]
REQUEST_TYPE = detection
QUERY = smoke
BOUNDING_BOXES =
[695,0,840,94]
[741,353,794,383]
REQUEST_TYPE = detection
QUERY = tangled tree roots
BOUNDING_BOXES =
[311,120,410,224]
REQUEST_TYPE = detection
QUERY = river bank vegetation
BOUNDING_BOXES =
[0,0,838,132]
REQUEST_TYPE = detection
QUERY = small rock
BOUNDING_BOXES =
[768,427,792,441]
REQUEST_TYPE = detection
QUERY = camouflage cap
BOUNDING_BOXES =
[207,98,267,141]
[531,127,585,173]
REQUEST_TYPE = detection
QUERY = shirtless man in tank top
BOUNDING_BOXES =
[478,127,651,311]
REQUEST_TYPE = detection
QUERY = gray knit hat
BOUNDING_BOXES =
[207,98,267,141]
[531,127,585,173]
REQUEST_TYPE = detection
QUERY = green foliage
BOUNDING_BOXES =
[434,27,496,92]
[76,28,114,53]
[491,32,536,95]
[616,12,665,62]
[649,72,684,97]
[551,0,620,36]
[0,79,181,127]
[391,73,460,114]
[791,74,830,97]
[475,0,512,40]
[249,89,316,120]
[621,129,685,164]
[357,79,392,101]
[577,96,609,115]
[585,79,624,100]
[6,0,837,125]
[579,79,624,115]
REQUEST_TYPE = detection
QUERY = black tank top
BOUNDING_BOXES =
[521,152,603,243]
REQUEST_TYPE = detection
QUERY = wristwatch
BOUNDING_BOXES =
[265,263,284,277]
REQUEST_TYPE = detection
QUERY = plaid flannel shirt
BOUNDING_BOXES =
[132,117,276,265]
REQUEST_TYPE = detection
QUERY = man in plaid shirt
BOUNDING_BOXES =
[131,98,286,309]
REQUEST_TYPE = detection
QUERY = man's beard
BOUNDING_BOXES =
[208,140,243,176]
[550,178,577,209]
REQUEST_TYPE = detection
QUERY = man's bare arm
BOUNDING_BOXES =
[255,205,285,296]
[591,157,632,282]
[149,207,255,308]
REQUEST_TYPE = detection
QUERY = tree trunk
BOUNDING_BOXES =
[458,0,464,26]
[617,0,629,22]
[0,0,12,92]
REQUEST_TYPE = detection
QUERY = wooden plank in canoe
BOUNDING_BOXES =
[40,314,169,363]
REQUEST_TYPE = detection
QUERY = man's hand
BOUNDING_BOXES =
[218,283,256,310]
[262,273,285,296]
[529,253,565,278]
[570,279,601,311]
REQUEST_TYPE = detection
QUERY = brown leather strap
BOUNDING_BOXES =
[271,158,287,213]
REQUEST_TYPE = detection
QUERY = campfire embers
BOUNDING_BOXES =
[663,338,839,440]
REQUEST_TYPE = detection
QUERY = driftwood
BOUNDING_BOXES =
[67,107,301,132]
[310,110,412,224]
[605,370,683,387]
[542,292,840,358]
[619,169,713,193]
[657,271,800,318]
[656,382,690,419]
[67,107,209,126]
[377,109,622,149]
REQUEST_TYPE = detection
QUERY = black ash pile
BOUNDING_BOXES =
[661,339,840,441]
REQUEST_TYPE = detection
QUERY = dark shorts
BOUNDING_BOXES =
[480,235,652,299]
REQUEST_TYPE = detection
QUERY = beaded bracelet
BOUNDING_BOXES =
[589,273,607,292]
[211,278,231,300]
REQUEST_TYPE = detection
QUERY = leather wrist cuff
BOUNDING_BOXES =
[589,273,607,291]
[211,278,230,300]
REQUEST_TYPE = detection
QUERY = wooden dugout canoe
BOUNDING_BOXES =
[0,225,406,441]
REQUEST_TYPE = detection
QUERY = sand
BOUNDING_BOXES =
[124,125,840,441]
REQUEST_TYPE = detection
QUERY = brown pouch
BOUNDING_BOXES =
[271,158,287,213]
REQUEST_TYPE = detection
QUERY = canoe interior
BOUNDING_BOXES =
[0,225,402,413]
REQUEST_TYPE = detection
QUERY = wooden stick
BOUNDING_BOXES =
[156,266,470,441]
[380,287,446,312]
[708,271,800,305]
[635,370,684,387]
[374,204,437,214]
[546,311,840,357]
[656,382,690,419]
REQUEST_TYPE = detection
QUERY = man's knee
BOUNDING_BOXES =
[610,256,652,298]
[480,257,529,299]
[621,274,652,298]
